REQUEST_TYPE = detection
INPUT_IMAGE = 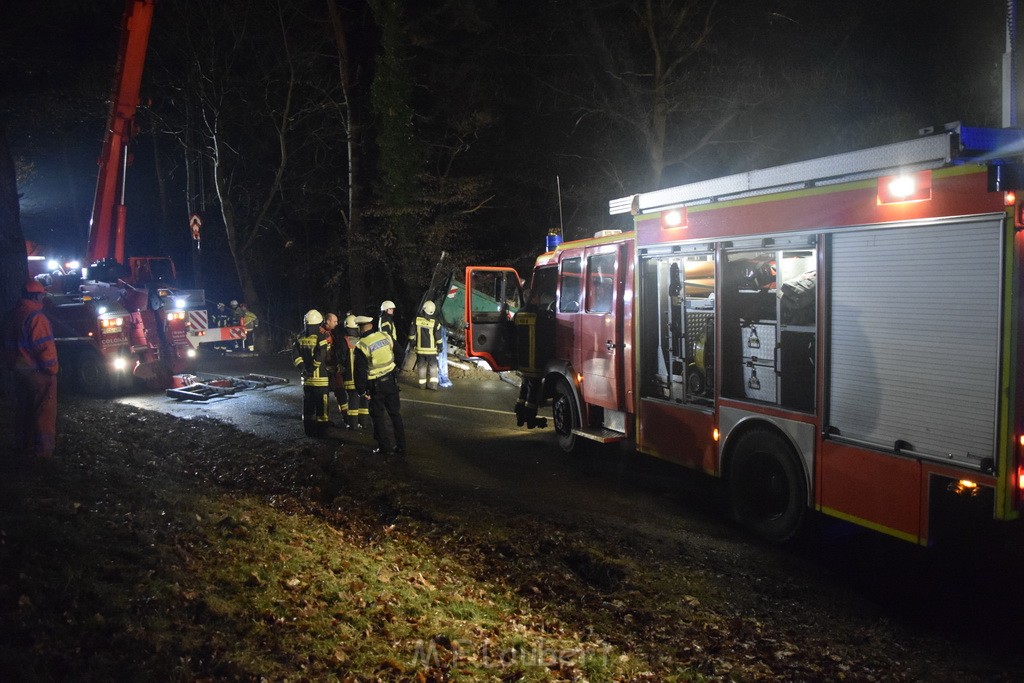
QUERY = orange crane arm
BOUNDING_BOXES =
[86,0,156,267]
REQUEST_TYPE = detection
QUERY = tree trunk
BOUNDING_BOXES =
[327,0,368,314]
[214,160,265,354]
[0,124,27,319]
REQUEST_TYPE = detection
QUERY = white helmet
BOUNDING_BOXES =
[380,300,396,311]
[230,300,238,307]
[344,314,357,329]
[422,300,436,315]
[304,309,324,326]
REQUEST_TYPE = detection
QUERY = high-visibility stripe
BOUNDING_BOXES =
[188,310,208,331]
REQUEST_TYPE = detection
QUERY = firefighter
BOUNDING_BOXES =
[354,315,406,456]
[339,314,369,429]
[293,309,331,437]
[408,300,443,390]
[378,299,404,369]
[228,299,243,350]
[513,283,555,429]
[211,302,229,351]
[238,303,258,352]
[213,302,229,327]
[5,280,59,461]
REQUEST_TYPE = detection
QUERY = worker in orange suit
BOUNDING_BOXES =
[5,280,59,461]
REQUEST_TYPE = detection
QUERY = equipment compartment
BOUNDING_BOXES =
[740,320,777,363]
[743,361,778,403]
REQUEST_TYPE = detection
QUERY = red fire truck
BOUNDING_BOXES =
[465,124,1024,545]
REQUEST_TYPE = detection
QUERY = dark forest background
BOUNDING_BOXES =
[0,0,1011,348]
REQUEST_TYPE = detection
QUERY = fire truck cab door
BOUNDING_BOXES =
[464,266,523,371]
[577,244,625,411]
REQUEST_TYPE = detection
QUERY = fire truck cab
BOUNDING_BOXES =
[466,124,1024,545]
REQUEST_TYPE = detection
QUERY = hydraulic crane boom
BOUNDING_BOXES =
[86,0,156,266]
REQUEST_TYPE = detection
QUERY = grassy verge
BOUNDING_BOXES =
[0,397,1013,681]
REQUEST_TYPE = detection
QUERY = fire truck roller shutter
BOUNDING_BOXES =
[828,217,1001,466]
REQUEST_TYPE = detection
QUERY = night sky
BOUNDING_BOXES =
[4,1,127,257]
[1,1,1015,274]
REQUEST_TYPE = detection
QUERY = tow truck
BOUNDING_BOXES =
[31,0,243,393]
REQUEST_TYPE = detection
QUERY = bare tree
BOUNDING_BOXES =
[151,0,350,347]
[326,0,372,314]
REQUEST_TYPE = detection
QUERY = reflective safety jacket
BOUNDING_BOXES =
[379,312,399,346]
[380,311,406,369]
[354,330,396,393]
[293,325,331,387]
[409,314,442,355]
[6,299,58,375]
[241,309,258,331]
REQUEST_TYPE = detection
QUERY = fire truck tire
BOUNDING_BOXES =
[728,428,806,543]
[553,380,581,453]
[73,350,112,397]
[686,367,706,396]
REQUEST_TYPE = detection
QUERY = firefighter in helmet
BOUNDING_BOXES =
[293,309,332,437]
[378,299,404,368]
[338,314,370,429]
[213,302,228,327]
[408,300,443,390]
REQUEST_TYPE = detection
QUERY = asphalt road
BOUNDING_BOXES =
[117,351,729,536]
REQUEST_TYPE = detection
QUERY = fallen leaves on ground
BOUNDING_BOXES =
[0,395,1017,681]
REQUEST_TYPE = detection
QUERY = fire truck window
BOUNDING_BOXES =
[720,248,815,411]
[529,266,558,312]
[559,257,582,313]
[586,253,616,313]
[638,253,715,405]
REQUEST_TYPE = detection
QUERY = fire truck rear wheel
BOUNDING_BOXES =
[552,380,580,453]
[728,428,806,543]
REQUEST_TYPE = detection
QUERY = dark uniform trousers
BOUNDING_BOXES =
[367,372,406,452]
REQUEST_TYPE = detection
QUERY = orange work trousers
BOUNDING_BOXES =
[13,370,57,459]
